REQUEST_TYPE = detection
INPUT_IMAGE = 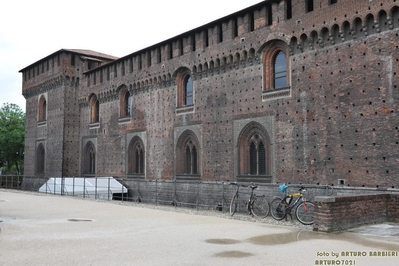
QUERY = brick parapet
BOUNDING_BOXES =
[314,193,399,232]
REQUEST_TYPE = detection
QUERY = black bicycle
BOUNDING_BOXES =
[270,185,315,225]
[229,182,270,218]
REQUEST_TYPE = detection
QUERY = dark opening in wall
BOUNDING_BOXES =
[306,0,314,12]
[287,0,292,19]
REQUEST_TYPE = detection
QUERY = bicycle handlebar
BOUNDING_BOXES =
[230,182,258,190]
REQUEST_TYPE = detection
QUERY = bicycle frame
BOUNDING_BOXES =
[279,189,307,219]
[230,182,257,214]
[229,182,270,218]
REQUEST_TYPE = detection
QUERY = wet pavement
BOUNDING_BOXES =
[1,190,398,266]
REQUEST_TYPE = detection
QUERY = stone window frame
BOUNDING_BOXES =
[127,136,145,177]
[82,141,96,176]
[175,67,195,114]
[237,122,271,180]
[118,85,131,118]
[176,129,200,179]
[35,142,45,174]
[38,95,47,123]
[262,40,291,101]
[89,94,100,124]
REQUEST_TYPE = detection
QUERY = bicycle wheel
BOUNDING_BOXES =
[250,196,270,218]
[295,201,315,225]
[229,194,238,216]
[270,198,286,220]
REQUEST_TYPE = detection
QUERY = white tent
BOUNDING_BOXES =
[39,177,128,200]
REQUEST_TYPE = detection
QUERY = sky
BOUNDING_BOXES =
[0,0,262,111]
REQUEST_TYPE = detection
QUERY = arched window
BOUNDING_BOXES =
[237,122,271,182]
[262,40,290,91]
[119,86,131,117]
[38,96,47,122]
[176,68,194,108]
[36,143,45,174]
[184,76,193,105]
[274,51,287,89]
[176,130,200,178]
[128,137,145,176]
[249,134,266,175]
[185,140,197,174]
[90,95,99,123]
[83,141,96,175]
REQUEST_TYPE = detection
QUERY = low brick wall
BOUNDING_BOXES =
[314,193,399,232]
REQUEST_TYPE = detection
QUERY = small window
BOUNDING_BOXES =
[329,0,337,4]
[119,87,131,117]
[185,76,193,105]
[192,34,196,51]
[90,95,99,123]
[274,51,287,89]
[185,140,198,174]
[233,17,238,37]
[36,143,45,174]
[204,30,209,47]
[177,69,194,107]
[218,24,223,43]
[306,0,314,12]
[38,96,47,122]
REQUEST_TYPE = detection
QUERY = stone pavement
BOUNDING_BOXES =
[1,190,398,266]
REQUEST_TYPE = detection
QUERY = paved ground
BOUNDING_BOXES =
[1,189,398,266]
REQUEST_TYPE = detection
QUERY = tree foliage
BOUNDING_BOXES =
[0,103,25,174]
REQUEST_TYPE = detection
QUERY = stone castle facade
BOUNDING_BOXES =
[20,0,399,188]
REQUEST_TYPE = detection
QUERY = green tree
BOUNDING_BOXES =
[0,103,25,175]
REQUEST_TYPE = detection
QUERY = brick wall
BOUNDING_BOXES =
[20,1,399,189]
[314,193,399,232]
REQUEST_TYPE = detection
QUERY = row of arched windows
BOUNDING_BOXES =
[36,121,271,180]
[85,40,290,123]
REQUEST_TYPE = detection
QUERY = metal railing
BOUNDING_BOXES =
[4,175,397,214]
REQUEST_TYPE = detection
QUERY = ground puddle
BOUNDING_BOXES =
[214,251,253,258]
[205,238,240,245]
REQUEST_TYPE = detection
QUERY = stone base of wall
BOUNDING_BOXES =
[314,193,399,232]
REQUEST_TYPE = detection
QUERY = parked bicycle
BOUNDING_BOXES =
[229,182,270,218]
[270,183,315,225]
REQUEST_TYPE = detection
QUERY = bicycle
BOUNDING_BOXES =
[229,182,270,218]
[270,184,315,225]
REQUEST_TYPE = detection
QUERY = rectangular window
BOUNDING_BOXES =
[180,39,184,56]
[329,0,337,4]
[138,55,142,70]
[233,17,238,37]
[287,0,292,19]
[192,34,196,51]
[249,12,254,32]
[306,0,314,12]
[147,51,152,67]
[157,47,161,63]
[129,58,133,72]
[218,24,223,43]
[71,54,75,66]
[204,29,209,47]
[169,43,173,60]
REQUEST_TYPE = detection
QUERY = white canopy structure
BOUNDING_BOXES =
[39,177,128,200]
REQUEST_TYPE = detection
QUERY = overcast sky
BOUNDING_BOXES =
[0,0,262,111]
